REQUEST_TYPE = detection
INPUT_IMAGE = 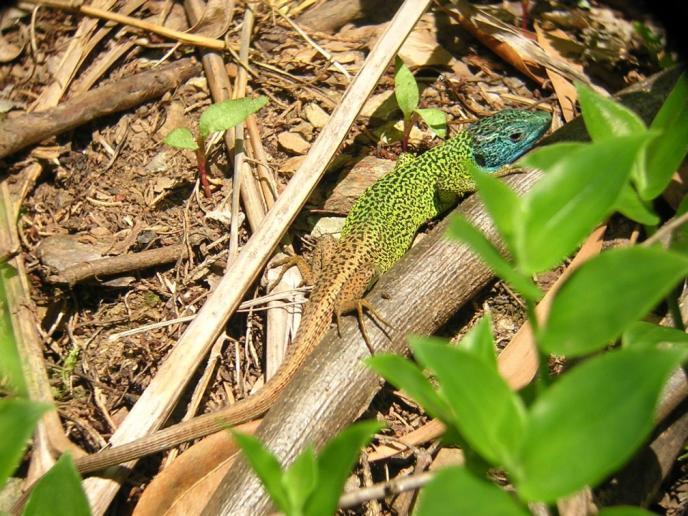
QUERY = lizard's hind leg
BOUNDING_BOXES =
[333,259,392,354]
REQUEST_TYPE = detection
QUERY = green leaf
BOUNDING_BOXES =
[577,82,647,141]
[304,421,382,516]
[517,134,650,274]
[0,399,49,487]
[516,348,687,501]
[232,431,290,513]
[411,339,526,469]
[539,247,688,356]
[518,142,586,171]
[282,446,317,514]
[394,57,418,120]
[614,184,660,225]
[415,467,529,516]
[199,96,268,138]
[0,265,26,396]
[622,321,688,351]
[577,80,653,193]
[459,314,497,368]
[671,195,688,256]
[642,73,688,200]
[23,454,90,516]
[415,108,447,138]
[448,216,542,302]
[366,351,449,420]
[470,167,522,252]
[163,127,198,150]
[598,507,657,516]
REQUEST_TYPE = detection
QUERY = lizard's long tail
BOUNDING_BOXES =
[73,284,338,475]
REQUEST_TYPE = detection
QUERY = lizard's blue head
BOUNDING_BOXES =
[467,109,551,172]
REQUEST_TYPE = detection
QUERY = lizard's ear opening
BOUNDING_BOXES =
[474,153,486,168]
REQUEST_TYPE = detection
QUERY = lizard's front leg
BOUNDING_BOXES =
[269,234,338,288]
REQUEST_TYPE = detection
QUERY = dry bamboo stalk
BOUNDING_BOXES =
[81,1,432,512]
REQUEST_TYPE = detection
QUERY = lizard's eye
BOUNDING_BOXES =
[509,132,523,142]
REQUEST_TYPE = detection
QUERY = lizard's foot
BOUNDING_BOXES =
[335,299,393,355]
[268,254,314,290]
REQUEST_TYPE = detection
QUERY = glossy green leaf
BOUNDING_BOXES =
[282,446,317,513]
[0,399,49,487]
[416,108,447,138]
[394,57,418,120]
[304,421,382,516]
[516,348,687,501]
[598,506,657,516]
[366,351,449,419]
[459,314,497,368]
[577,82,646,141]
[411,339,526,469]
[163,127,198,150]
[642,73,688,200]
[577,81,652,194]
[622,321,688,351]
[199,96,268,138]
[232,431,290,513]
[448,216,542,302]
[471,167,521,252]
[614,184,660,225]
[415,467,528,516]
[517,134,650,274]
[539,247,688,356]
[23,454,90,516]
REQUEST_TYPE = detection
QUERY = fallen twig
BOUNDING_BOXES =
[0,58,200,160]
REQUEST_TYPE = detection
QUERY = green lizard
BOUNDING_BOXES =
[71,108,551,474]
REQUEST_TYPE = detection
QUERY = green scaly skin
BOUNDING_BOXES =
[69,109,551,475]
[341,108,552,275]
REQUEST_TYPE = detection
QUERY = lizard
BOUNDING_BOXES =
[71,108,551,475]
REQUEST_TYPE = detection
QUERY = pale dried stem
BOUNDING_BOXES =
[273,7,351,80]
[228,3,255,263]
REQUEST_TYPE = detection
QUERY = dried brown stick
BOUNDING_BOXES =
[46,241,200,286]
[338,471,434,510]
[0,58,200,160]
[246,116,277,209]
